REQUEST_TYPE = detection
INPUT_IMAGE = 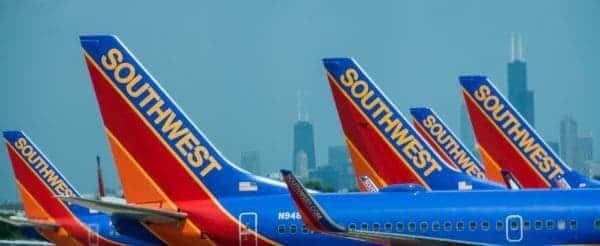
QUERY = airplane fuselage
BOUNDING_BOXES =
[206,188,600,245]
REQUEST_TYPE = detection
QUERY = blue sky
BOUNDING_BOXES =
[1,0,599,200]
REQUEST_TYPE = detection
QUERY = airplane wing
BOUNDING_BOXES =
[59,196,186,224]
[0,216,58,230]
[280,170,479,246]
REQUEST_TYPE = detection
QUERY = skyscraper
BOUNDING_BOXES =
[560,116,579,170]
[578,134,594,169]
[293,91,316,177]
[507,34,535,126]
[328,145,350,169]
[293,121,316,174]
[241,150,261,174]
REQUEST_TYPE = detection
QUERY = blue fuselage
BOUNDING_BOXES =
[218,188,600,245]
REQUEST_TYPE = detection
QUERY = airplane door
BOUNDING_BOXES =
[239,212,258,246]
[505,215,523,243]
[88,223,100,246]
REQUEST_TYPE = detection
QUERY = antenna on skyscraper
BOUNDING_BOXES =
[510,33,516,62]
[518,34,524,60]
[296,90,309,121]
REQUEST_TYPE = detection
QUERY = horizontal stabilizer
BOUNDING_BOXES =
[0,216,58,230]
[59,196,186,224]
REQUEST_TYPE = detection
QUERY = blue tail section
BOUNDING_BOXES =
[80,34,288,197]
[323,58,504,190]
[460,75,600,188]
[2,130,89,216]
[410,107,486,179]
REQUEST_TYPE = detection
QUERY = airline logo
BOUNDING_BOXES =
[326,60,444,180]
[460,76,567,182]
[4,132,77,197]
[410,108,486,179]
[84,40,223,179]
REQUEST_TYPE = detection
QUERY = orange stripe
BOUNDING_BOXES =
[85,51,279,245]
[328,72,431,190]
[344,137,387,188]
[6,142,124,246]
[105,129,212,245]
[462,90,551,186]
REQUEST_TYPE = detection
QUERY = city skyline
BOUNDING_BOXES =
[1,1,599,201]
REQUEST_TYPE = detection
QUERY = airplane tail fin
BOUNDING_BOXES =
[459,75,600,188]
[80,35,287,202]
[409,107,489,181]
[2,131,87,221]
[323,58,503,191]
[280,170,345,233]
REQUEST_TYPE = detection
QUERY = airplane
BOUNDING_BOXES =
[73,36,600,244]
[409,107,489,181]
[281,168,600,245]
[71,34,371,245]
[324,57,504,191]
[2,130,164,245]
[459,75,600,189]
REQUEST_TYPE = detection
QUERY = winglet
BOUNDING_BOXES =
[500,170,522,190]
[280,170,345,233]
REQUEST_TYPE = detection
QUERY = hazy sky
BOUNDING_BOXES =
[1,1,599,201]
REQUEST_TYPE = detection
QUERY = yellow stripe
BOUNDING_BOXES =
[84,51,280,245]
[106,128,210,245]
[328,72,431,190]
[5,141,124,246]
[344,136,388,188]
[461,90,551,186]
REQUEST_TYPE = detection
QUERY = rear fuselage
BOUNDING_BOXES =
[212,188,600,245]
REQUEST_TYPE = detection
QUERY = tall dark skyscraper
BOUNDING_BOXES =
[292,91,316,178]
[293,121,316,175]
[507,35,535,126]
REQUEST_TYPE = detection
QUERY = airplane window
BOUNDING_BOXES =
[396,222,404,232]
[457,221,465,231]
[361,223,369,231]
[372,223,380,232]
[535,220,542,230]
[594,219,600,230]
[546,220,554,230]
[432,221,440,231]
[469,221,477,231]
[302,225,309,234]
[277,225,285,234]
[420,222,428,232]
[384,223,392,232]
[510,220,518,230]
[557,220,566,231]
[408,222,416,232]
[496,220,503,231]
[348,223,357,232]
[290,224,297,234]
[569,219,577,230]
[523,220,531,231]
[481,221,489,231]
[444,221,452,231]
